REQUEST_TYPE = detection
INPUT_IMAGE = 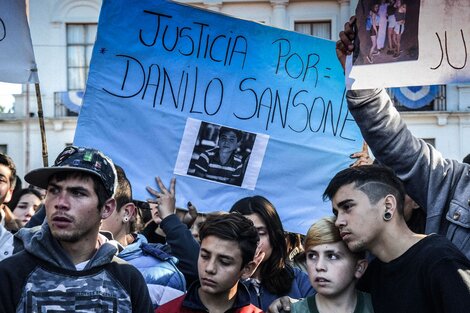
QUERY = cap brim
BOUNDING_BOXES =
[25,166,102,190]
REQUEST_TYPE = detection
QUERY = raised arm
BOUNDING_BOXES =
[337,16,470,258]
[147,177,200,285]
[336,16,356,71]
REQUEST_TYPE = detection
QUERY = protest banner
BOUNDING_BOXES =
[0,0,48,165]
[74,0,363,234]
[0,0,38,83]
[347,0,470,89]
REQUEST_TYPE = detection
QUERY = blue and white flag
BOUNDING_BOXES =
[57,90,84,113]
[74,0,363,234]
[393,85,439,109]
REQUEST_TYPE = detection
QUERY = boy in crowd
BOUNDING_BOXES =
[156,212,262,313]
[101,165,186,309]
[0,153,16,261]
[288,216,373,313]
[271,165,470,313]
[336,16,470,259]
[0,146,153,312]
[194,126,244,185]
[323,165,470,313]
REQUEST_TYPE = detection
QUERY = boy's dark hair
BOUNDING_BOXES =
[49,171,110,210]
[114,165,137,233]
[13,188,43,209]
[219,126,242,142]
[323,164,406,215]
[199,212,259,268]
[114,165,132,210]
[230,195,294,295]
[0,153,17,189]
[463,154,470,165]
[6,175,23,210]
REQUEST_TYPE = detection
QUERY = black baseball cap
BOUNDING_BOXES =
[25,146,117,197]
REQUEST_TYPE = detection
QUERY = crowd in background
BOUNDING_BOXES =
[0,9,470,313]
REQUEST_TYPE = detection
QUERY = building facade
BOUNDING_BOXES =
[2,0,469,180]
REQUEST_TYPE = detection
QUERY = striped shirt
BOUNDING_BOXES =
[194,148,243,184]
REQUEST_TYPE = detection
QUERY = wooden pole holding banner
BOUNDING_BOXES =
[34,82,48,167]
[25,84,30,172]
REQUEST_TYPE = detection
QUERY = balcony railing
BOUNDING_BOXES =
[52,86,448,116]
[54,91,82,117]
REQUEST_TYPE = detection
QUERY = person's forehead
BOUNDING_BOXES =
[220,131,237,138]
[48,174,94,187]
[200,235,242,258]
[245,213,266,228]
[308,241,348,254]
[0,164,12,180]
[332,183,365,202]
[19,193,41,203]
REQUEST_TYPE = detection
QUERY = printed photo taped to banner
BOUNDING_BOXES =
[175,119,268,190]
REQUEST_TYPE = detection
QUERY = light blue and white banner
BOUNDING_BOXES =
[0,0,38,83]
[74,0,362,234]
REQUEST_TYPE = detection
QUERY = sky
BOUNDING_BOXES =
[0,82,22,113]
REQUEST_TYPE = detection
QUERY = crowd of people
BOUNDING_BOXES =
[0,12,469,313]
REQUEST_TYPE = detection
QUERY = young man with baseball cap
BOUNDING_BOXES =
[0,146,153,312]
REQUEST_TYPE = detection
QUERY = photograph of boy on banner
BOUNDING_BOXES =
[175,118,268,190]
[189,124,254,186]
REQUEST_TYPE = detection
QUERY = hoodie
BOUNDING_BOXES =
[0,222,153,312]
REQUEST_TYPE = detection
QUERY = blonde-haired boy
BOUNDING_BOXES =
[290,216,374,313]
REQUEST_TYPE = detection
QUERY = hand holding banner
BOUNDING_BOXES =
[347,0,469,89]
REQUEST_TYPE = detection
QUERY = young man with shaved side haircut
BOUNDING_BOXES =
[337,16,470,260]
[322,165,470,313]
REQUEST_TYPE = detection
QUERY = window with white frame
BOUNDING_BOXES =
[66,24,97,91]
[294,21,331,40]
